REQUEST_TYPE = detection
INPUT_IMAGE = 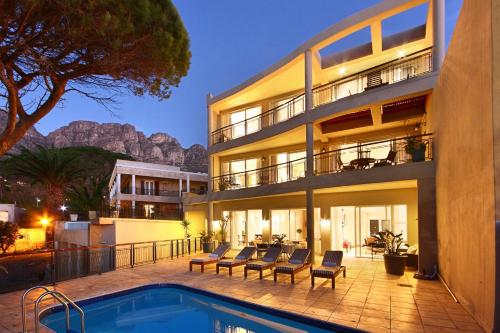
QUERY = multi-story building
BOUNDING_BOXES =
[207,0,500,330]
[108,160,208,220]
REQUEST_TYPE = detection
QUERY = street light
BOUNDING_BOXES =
[40,217,50,227]
[60,205,67,212]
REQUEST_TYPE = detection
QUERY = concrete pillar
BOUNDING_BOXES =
[305,49,314,177]
[186,174,190,193]
[432,0,445,70]
[417,177,437,276]
[131,174,136,195]
[207,93,214,193]
[178,178,182,197]
[306,189,315,263]
[116,173,121,194]
[207,201,213,234]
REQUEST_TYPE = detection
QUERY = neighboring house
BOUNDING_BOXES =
[108,160,208,220]
[0,203,25,223]
[207,0,500,331]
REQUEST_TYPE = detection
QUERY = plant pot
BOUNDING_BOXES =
[202,241,215,253]
[411,147,426,162]
[384,254,408,275]
[88,211,97,220]
[69,214,78,222]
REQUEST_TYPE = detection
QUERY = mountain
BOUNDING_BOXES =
[0,112,207,173]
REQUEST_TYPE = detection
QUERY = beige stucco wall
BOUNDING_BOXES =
[97,218,205,244]
[432,0,496,331]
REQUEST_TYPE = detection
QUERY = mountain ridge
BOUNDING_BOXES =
[0,112,208,173]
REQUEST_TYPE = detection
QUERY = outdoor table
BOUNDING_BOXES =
[350,157,375,169]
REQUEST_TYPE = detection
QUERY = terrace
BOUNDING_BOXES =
[3,254,481,333]
[212,134,433,192]
[211,49,432,146]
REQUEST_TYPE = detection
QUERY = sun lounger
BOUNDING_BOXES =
[216,246,256,275]
[189,243,230,272]
[311,250,346,288]
[244,247,282,279]
[273,248,311,284]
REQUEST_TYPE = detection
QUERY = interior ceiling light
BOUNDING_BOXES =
[339,67,347,75]
[397,50,406,58]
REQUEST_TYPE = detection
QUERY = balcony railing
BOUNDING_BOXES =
[121,187,180,197]
[99,205,182,220]
[212,157,307,192]
[314,134,433,175]
[210,48,432,145]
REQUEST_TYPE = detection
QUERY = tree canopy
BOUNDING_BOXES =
[0,0,190,155]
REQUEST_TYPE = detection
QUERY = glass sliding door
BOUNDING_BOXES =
[289,151,306,180]
[245,106,261,134]
[230,110,246,139]
[331,206,356,257]
[247,210,263,243]
[230,211,247,249]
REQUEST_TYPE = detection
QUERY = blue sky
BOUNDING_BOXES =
[34,0,463,148]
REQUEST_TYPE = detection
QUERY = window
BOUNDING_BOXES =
[275,97,305,124]
[0,211,8,222]
[143,180,154,195]
[230,106,262,138]
[223,158,260,188]
[274,151,306,183]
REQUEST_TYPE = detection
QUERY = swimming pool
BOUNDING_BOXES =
[41,284,362,333]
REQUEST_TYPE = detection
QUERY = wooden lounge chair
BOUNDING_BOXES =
[244,247,282,279]
[216,246,256,275]
[273,248,312,284]
[311,251,346,289]
[189,243,230,272]
[373,150,397,167]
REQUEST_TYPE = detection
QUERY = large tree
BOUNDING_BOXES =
[0,0,190,155]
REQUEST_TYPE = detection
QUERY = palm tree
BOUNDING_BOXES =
[1,146,87,211]
[66,177,109,214]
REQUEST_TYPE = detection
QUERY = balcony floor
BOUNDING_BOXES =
[3,255,482,333]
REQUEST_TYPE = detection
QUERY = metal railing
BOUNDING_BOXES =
[312,49,432,108]
[1,238,203,294]
[99,205,182,220]
[212,157,307,192]
[210,48,432,145]
[121,187,180,197]
[314,134,433,175]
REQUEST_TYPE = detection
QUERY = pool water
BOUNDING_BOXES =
[41,285,360,333]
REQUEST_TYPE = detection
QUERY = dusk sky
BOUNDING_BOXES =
[34,0,463,148]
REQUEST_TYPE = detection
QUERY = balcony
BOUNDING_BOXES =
[314,134,433,175]
[210,49,432,145]
[121,187,180,197]
[212,157,307,192]
[211,134,433,192]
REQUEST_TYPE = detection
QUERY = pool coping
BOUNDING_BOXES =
[40,283,366,333]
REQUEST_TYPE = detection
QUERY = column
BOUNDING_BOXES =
[432,0,445,70]
[186,174,190,193]
[131,174,136,195]
[417,177,438,276]
[116,173,121,193]
[207,201,213,234]
[305,49,315,261]
[178,178,183,197]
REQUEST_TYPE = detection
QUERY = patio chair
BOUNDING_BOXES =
[373,150,397,167]
[311,251,346,289]
[216,246,256,275]
[273,248,312,284]
[336,154,355,171]
[244,247,282,279]
[189,243,230,272]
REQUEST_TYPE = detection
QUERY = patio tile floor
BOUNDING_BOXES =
[0,254,483,332]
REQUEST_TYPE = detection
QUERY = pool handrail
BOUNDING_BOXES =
[34,289,85,333]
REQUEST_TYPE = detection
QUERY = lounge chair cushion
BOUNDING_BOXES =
[288,259,303,265]
[262,256,276,262]
[218,259,246,267]
[275,263,302,272]
[246,261,273,269]
[323,261,338,267]
[208,253,219,258]
[312,265,340,276]
[191,257,217,263]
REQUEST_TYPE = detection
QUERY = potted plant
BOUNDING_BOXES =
[374,230,407,275]
[218,216,230,245]
[180,219,191,239]
[405,137,427,162]
[218,177,232,191]
[272,233,287,246]
[199,230,215,253]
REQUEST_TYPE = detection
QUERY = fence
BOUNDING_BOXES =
[0,237,202,294]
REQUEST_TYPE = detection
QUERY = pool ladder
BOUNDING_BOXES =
[21,286,85,333]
